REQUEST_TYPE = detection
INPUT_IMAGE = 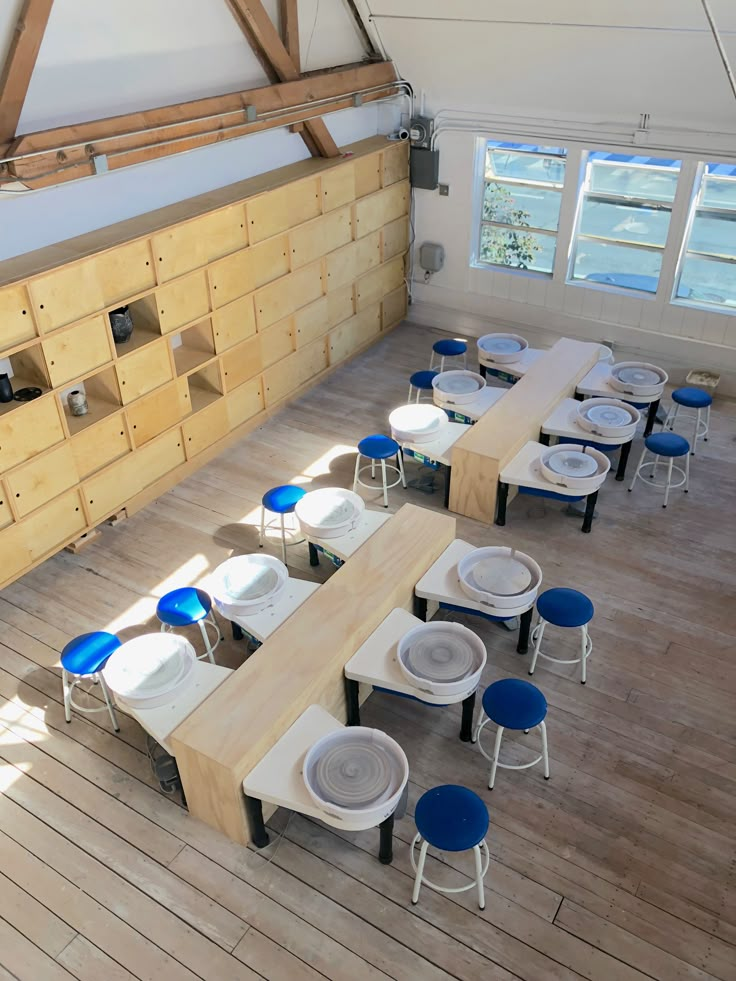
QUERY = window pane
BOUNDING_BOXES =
[486,149,566,186]
[483,182,562,230]
[578,199,671,247]
[677,256,736,306]
[687,212,736,259]
[480,225,556,273]
[572,240,662,291]
[589,160,680,202]
[701,177,736,210]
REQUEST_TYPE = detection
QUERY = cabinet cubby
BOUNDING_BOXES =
[0,137,410,588]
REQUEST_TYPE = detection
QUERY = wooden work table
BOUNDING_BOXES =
[449,338,600,523]
[170,502,456,843]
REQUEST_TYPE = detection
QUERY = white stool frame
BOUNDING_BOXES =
[407,381,435,403]
[664,401,710,455]
[259,507,305,565]
[429,349,468,373]
[160,614,221,664]
[353,450,406,507]
[410,833,489,909]
[529,618,593,683]
[62,668,119,732]
[628,448,690,507]
[473,713,550,789]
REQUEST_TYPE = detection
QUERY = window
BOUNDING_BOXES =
[674,162,736,312]
[569,152,681,294]
[477,141,568,274]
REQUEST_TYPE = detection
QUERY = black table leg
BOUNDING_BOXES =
[378,813,394,864]
[231,621,244,641]
[443,465,451,509]
[517,607,533,654]
[539,432,551,446]
[615,440,632,481]
[244,795,270,848]
[495,481,509,526]
[413,595,428,621]
[345,677,361,726]
[479,364,487,379]
[582,490,598,533]
[644,399,660,437]
[574,391,584,402]
[460,690,476,742]
[308,542,320,567]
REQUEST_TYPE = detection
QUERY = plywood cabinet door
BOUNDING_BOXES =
[290,207,353,269]
[226,377,263,430]
[328,306,381,365]
[127,378,190,446]
[321,164,356,212]
[294,286,354,347]
[354,154,381,198]
[212,295,257,353]
[248,177,321,243]
[71,413,130,479]
[0,284,36,348]
[156,271,210,334]
[382,143,409,187]
[221,335,262,391]
[182,399,229,459]
[259,318,295,368]
[263,338,327,407]
[6,442,80,518]
[116,339,173,404]
[22,488,86,561]
[43,315,112,388]
[354,181,409,238]
[255,264,323,330]
[83,456,141,525]
[382,285,408,329]
[382,217,410,260]
[94,239,156,307]
[0,523,32,583]
[0,491,14,530]
[356,256,405,311]
[0,395,65,474]
[153,205,247,282]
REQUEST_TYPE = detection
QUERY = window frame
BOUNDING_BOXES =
[471,139,567,278]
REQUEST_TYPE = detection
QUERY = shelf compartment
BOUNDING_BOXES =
[127,378,190,447]
[0,346,52,420]
[187,362,224,413]
[0,283,37,348]
[171,319,216,377]
[60,366,123,436]
[110,295,163,356]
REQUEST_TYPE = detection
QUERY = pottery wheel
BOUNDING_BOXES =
[482,337,522,354]
[547,450,598,477]
[470,555,532,596]
[584,404,632,427]
[616,366,661,386]
[438,375,481,394]
[224,565,279,601]
[307,498,356,525]
[404,629,478,683]
[311,739,398,808]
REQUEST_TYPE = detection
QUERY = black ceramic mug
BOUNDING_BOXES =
[0,373,13,403]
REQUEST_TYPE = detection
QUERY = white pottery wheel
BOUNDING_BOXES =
[576,398,640,438]
[477,332,529,364]
[210,554,288,613]
[389,403,448,443]
[547,450,598,478]
[457,546,542,610]
[609,361,667,396]
[397,621,486,696]
[432,370,486,405]
[103,633,196,708]
[295,488,364,539]
[539,444,610,489]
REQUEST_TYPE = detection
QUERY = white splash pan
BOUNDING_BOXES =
[389,403,449,444]
[103,633,196,709]
[477,332,529,364]
[576,398,640,439]
[609,361,668,397]
[596,344,614,363]
[431,370,486,406]
[458,546,542,610]
[397,621,486,697]
[210,554,288,614]
[539,444,610,490]
[295,488,365,539]
[303,727,409,826]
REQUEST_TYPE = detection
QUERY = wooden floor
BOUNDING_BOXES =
[1,322,735,981]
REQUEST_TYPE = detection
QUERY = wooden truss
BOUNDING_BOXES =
[0,0,399,189]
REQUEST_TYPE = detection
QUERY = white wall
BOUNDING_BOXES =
[0,0,379,261]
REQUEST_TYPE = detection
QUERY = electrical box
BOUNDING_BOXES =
[409,116,434,149]
[410,147,439,190]
[419,242,445,274]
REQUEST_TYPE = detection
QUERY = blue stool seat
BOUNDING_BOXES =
[536,587,594,628]
[644,432,689,457]
[672,387,712,409]
[482,678,547,731]
[357,434,400,460]
[262,484,306,513]
[415,785,489,851]
[433,339,467,357]
[61,632,121,676]
[410,370,439,389]
[157,587,212,627]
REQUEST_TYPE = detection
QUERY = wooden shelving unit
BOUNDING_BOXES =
[0,136,410,589]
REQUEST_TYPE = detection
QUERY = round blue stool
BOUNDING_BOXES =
[628,432,690,508]
[530,587,594,684]
[353,434,406,507]
[157,586,220,663]
[408,369,439,403]
[665,386,712,454]
[430,338,468,372]
[473,678,550,788]
[260,484,307,564]
[61,631,121,732]
[411,785,490,908]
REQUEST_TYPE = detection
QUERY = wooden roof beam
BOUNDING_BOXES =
[0,0,55,143]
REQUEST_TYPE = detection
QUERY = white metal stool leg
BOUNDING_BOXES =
[411,838,429,904]
[663,457,674,507]
[628,445,648,492]
[540,721,550,778]
[397,451,407,488]
[62,668,72,723]
[280,512,287,564]
[97,673,120,732]
[198,619,216,664]
[352,453,361,492]
[380,459,388,507]
[410,834,489,908]
[685,451,690,492]
[488,725,504,789]
[529,618,546,675]
[529,619,592,683]
[259,506,266,548]
[371,458,376,479]
[473,844,486,909]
